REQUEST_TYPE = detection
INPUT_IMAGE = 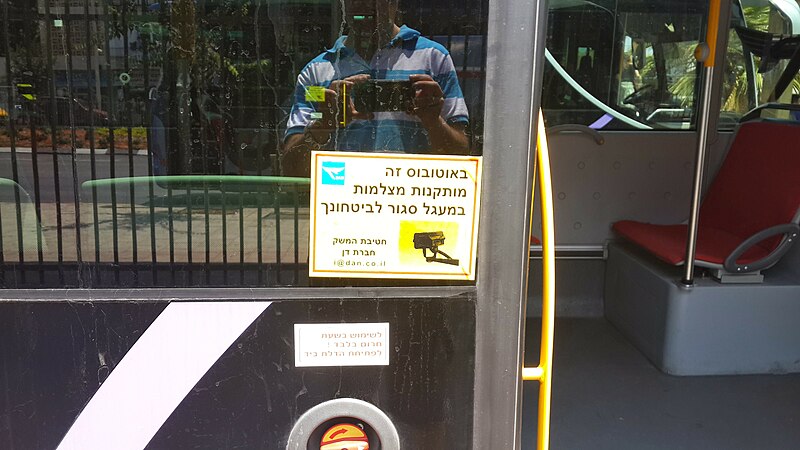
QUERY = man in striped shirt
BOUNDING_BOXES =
[281,0,469,176]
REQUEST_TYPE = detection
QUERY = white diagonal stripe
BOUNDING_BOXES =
[57,301,271,450]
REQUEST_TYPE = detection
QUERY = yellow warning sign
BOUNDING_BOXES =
[309,151,482,280]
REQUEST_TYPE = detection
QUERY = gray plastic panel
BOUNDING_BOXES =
[532,131,735,247]
[604,241,800,375]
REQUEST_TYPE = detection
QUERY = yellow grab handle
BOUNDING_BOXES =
[522,109,556,450]
[704,0,723,67]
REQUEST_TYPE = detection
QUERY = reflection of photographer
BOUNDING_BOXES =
[281,0,470,177]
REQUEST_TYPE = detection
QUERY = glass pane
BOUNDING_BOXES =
[719,0,800,129]
[0,0,489,288]
[542,0,708,130]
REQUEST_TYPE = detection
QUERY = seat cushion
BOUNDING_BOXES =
[613,221,772,266]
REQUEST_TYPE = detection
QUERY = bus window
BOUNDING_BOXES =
[0,0,489,289]
[719,0,800,129]
[542,0,708,130]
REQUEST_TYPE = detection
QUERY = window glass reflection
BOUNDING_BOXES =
[542,0,707,130]
[0,0,488,288]
[719,0,800,128]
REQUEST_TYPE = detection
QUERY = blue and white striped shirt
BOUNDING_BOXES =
[284,25,469,153]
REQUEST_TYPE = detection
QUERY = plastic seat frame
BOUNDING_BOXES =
[613,103,800,281]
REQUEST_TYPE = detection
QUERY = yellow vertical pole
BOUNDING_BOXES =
[522,109,556,450]
[341,83,347,127]
[703,0,722,68]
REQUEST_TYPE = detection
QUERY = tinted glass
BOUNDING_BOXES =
[719,0,800,129]
[0,0,488,288]
[542,0,708,130]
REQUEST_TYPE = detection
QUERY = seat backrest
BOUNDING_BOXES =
[700,120,800,251]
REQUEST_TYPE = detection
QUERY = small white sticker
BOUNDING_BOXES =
[294,323,390,367]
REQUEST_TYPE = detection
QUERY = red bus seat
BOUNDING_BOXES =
[613,119,800,276]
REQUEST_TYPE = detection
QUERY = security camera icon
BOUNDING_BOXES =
[413,231,460,266]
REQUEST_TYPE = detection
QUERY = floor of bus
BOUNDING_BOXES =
[521,317,800,449]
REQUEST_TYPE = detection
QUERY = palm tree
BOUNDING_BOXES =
[725,6,800,110]
[640,6,799,123]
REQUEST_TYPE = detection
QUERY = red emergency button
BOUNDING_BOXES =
[319,423,370,450]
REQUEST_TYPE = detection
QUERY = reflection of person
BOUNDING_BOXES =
[281,0,469,177]
[621,54,642,89]
[618,53,642,104]
[576,54,594,92]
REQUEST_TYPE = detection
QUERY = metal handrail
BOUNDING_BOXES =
[683,0,724,285]
[547,124,605,145]
[522,109,556,450]
[544,49,652,130]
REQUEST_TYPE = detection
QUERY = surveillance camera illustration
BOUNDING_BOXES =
[413,231,460,266]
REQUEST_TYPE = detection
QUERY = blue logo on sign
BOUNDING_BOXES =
[321,161,346,185]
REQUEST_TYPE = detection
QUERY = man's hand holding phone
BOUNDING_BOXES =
[306,74,373,145]
[303,73,466,156]
[408,73,469,155]
[409,74,445,127]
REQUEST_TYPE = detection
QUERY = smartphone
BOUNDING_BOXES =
[351,79,414,113]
